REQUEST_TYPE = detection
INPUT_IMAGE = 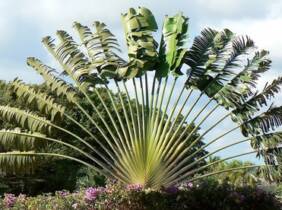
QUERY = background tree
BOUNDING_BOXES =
[207,157,258,186]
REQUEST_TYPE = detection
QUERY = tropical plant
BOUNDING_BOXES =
[0,7,281,189]
[0,81,205,194]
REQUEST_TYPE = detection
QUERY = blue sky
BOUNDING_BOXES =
[0,0,281,163]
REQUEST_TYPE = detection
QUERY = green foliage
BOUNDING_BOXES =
[120,7,158,78]
[207,157,258,186]
[158,13,188,77]
[0,80,205,194]
[75,167,106,188]
[0,7,281,190]
[0,181,280,210]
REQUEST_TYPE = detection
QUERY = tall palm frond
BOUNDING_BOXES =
[26,57,78,103]
[73,21,126,79]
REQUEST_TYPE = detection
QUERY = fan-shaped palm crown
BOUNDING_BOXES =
[0,7,281,189]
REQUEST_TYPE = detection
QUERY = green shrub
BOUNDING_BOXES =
[0,181,280,210]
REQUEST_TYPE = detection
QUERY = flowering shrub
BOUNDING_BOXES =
[84,187,104,201]
[126,184,143,191]
[3,194,17,208]
[0,181,280,210]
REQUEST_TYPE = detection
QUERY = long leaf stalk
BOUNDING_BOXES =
[93,87,127,147]
[186,165,267,183]
[180,122,242,174]
[143,75,168,186]
[181,138,251,175]
[122,80,138,149]
[170,147,279,185]
[11,107,132,179]
[151,77,168,139]
[145,73,150,121]
[115,81,142,177]
[102,82,141,180]
[153,84,186,160]
[122,80,144,178]
[139,75,154,184]
[132,78,148,183]
[166,138,255,185]
[150,77,162,133]
[178,105,273,175]
[158,105,223,183]
[161,91,203,156]
[149,75,157,121]
[164,103,220,163]
[0,152,98,173]
[144,73,152,184]
[159,89,194,154]
[53,110,121,172]
[164,112,232,178]
[175,98,216,145]
[19,69,128,174]
[73,98,138,178]
[132,78,142,149]
[153,78,178,143]
[139,77,146,149]
[0,131,128,179]
[162,98,217,162]
[114,81,135,149]
[103,83,130,147]
[77,86,141,177]
[145,78,179,185]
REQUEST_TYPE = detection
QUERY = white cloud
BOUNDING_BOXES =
[191,0,274,20]
[216,18,282,64]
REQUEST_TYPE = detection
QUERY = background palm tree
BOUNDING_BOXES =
[0,7,281,189]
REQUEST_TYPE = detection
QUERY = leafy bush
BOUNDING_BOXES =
[0,181,280,210]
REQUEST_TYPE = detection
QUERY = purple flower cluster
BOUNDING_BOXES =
[181,181,194,189]
[126,183,143,191]
[84,187,105,202]
[3,193,17,208]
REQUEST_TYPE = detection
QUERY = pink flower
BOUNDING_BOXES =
[187,182,193,188]
[126,184,143,191]
[84,187,104,202]
[3,193,17,208]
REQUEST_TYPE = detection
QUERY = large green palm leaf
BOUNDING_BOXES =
[0,7,281,188]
